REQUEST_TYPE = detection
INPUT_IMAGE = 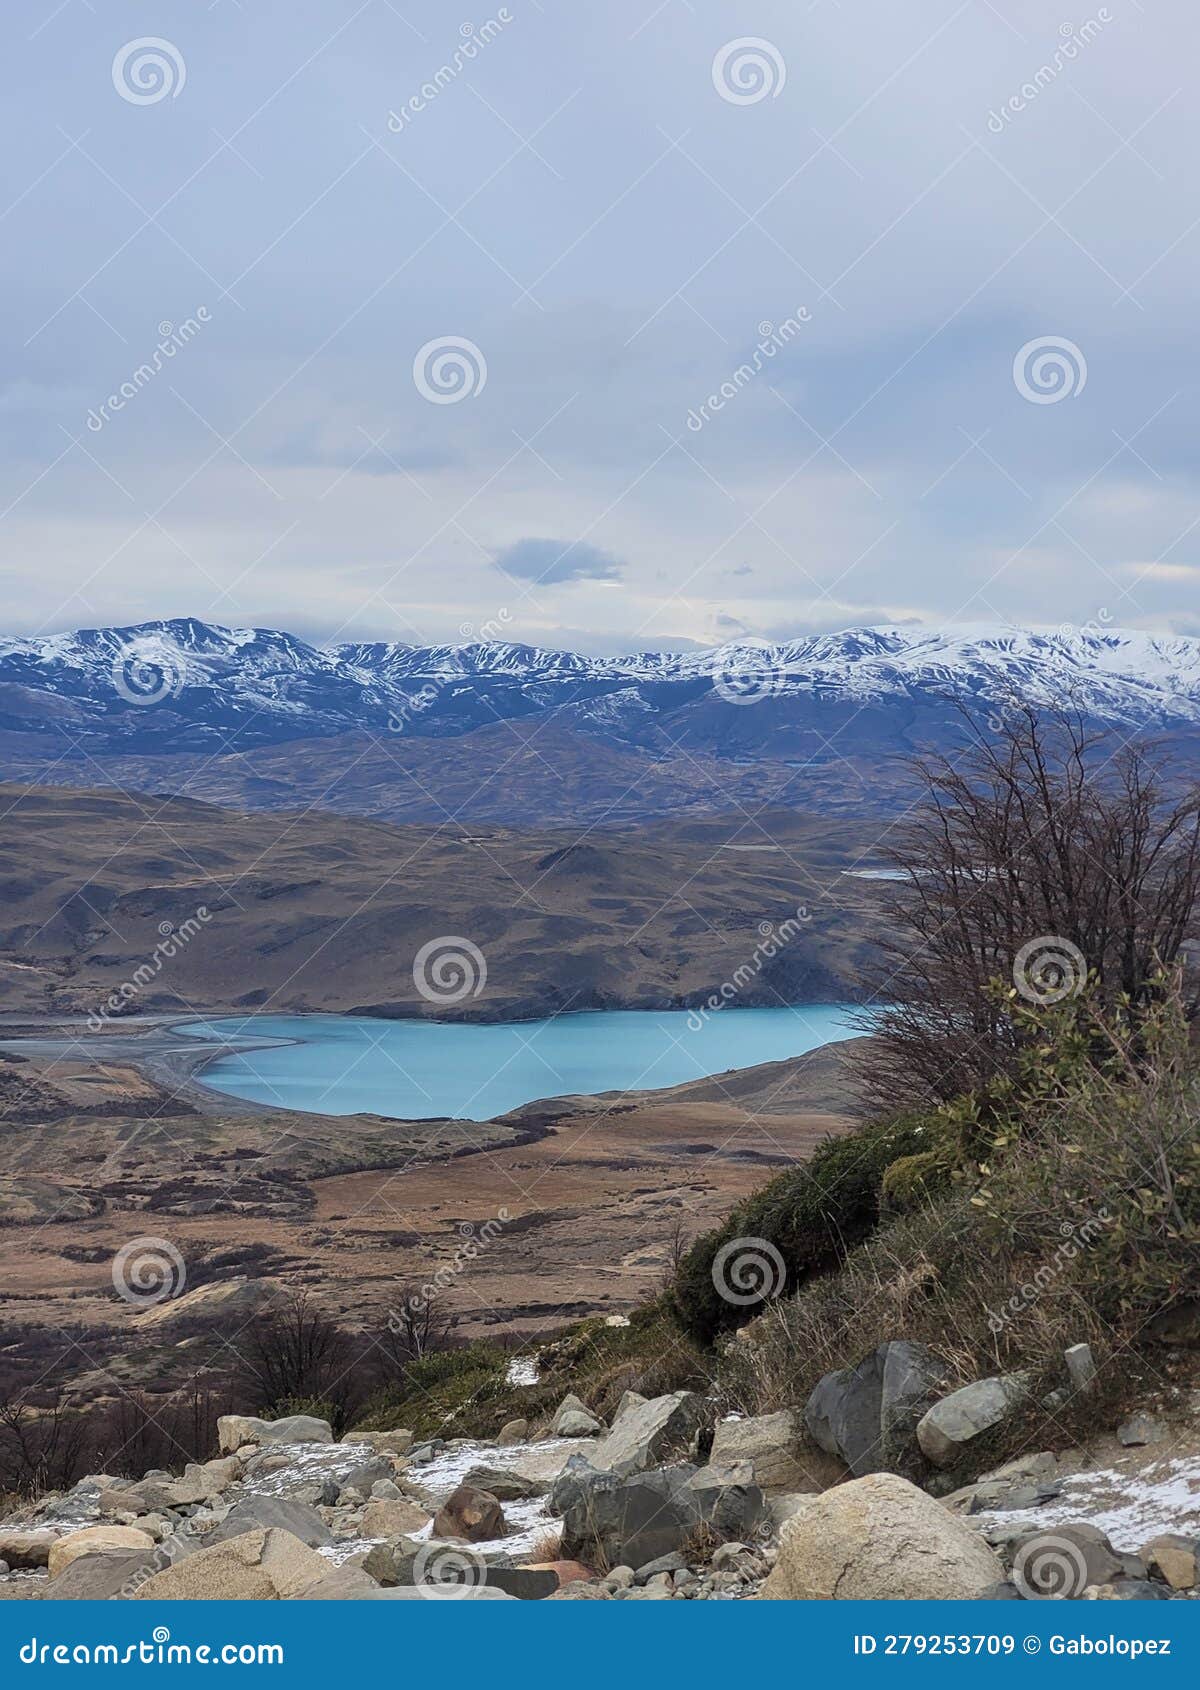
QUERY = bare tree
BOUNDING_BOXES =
[865,706,1200,1108]
[231,1292,365,1432]
[381,1284,458,1368]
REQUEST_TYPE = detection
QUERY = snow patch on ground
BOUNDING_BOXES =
[975,1455,1200,1552]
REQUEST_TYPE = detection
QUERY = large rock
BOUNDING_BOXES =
[1009,1523,1125,1597]
[217,1413,333,1454]
[496,1418,528,1447]
[916,1374,1031,1468]
[460,1464,548,1501]
[208,1495,334,1549]
[359,1498,432,1538]
[557,1463,763,1571]
[342,1429,413,1456]
[805,1342,947,1477]
[361,1534,423,1586]
[41,1548,163,1600]
[760,1472,1004,1599]
[0,1531,55,1570]
[48,1525,154,1579]
[1143,1534,1198,1591]
[551,1394,603,1438]
[430,1484,506,1543]
[133,1528,329,1601]
[588,1391,707,1479]
[709,1410,815,1495]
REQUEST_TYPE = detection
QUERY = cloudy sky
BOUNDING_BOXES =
[1,0,1197,653]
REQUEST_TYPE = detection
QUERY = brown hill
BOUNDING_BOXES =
[0,784,886,1021]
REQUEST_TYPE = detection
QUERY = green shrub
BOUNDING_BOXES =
[879,1148,953,1214]
[669,1112,939,1345]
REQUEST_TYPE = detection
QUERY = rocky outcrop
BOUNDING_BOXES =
[217,1413,333,1454]
[805,1341,947,1476]
[556,1462,764,1570]
[916,1374,1031,1468]
[47,1525,155,1579]
[0,1530,55,1570]
[588,1392,707,1478]
[207,1494,333,1549]
[759,1472,1004,1599]
[460,1464,548,1501]
[342,1429,413,1456]
[709,1410,815,1495]
[359,1498,432,1538]
[132,1528,328,1601]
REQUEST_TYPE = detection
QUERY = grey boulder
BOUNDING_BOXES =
[805,1341,948,1476]
[916,1373,1031,1468]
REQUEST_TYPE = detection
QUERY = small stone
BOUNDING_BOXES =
[1143,1534,1198,1591]
[370,1480,402,1501]
[1117,1413,1168,1446]
[496,1418,528,1447]
[711,1541,751,1570]
[603,1565,635,1590]
[1063,1343,1097,1393]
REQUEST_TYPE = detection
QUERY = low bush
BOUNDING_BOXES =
[669,1112,939,1345]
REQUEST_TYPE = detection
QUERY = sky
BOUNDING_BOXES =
[1,0,1197,655]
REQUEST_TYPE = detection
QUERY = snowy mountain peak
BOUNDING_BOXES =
[1,618,1198,759]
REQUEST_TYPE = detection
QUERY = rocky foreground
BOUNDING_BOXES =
[2,1359,1198,1602]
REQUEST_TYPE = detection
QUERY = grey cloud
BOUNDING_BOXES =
[492,538,624,585]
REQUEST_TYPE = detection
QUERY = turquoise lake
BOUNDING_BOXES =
[180,1006,863,1121]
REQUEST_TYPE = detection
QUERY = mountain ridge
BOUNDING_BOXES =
[4,618,1200,759]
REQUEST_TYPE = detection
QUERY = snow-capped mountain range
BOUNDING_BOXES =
[2,618,1199,758]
